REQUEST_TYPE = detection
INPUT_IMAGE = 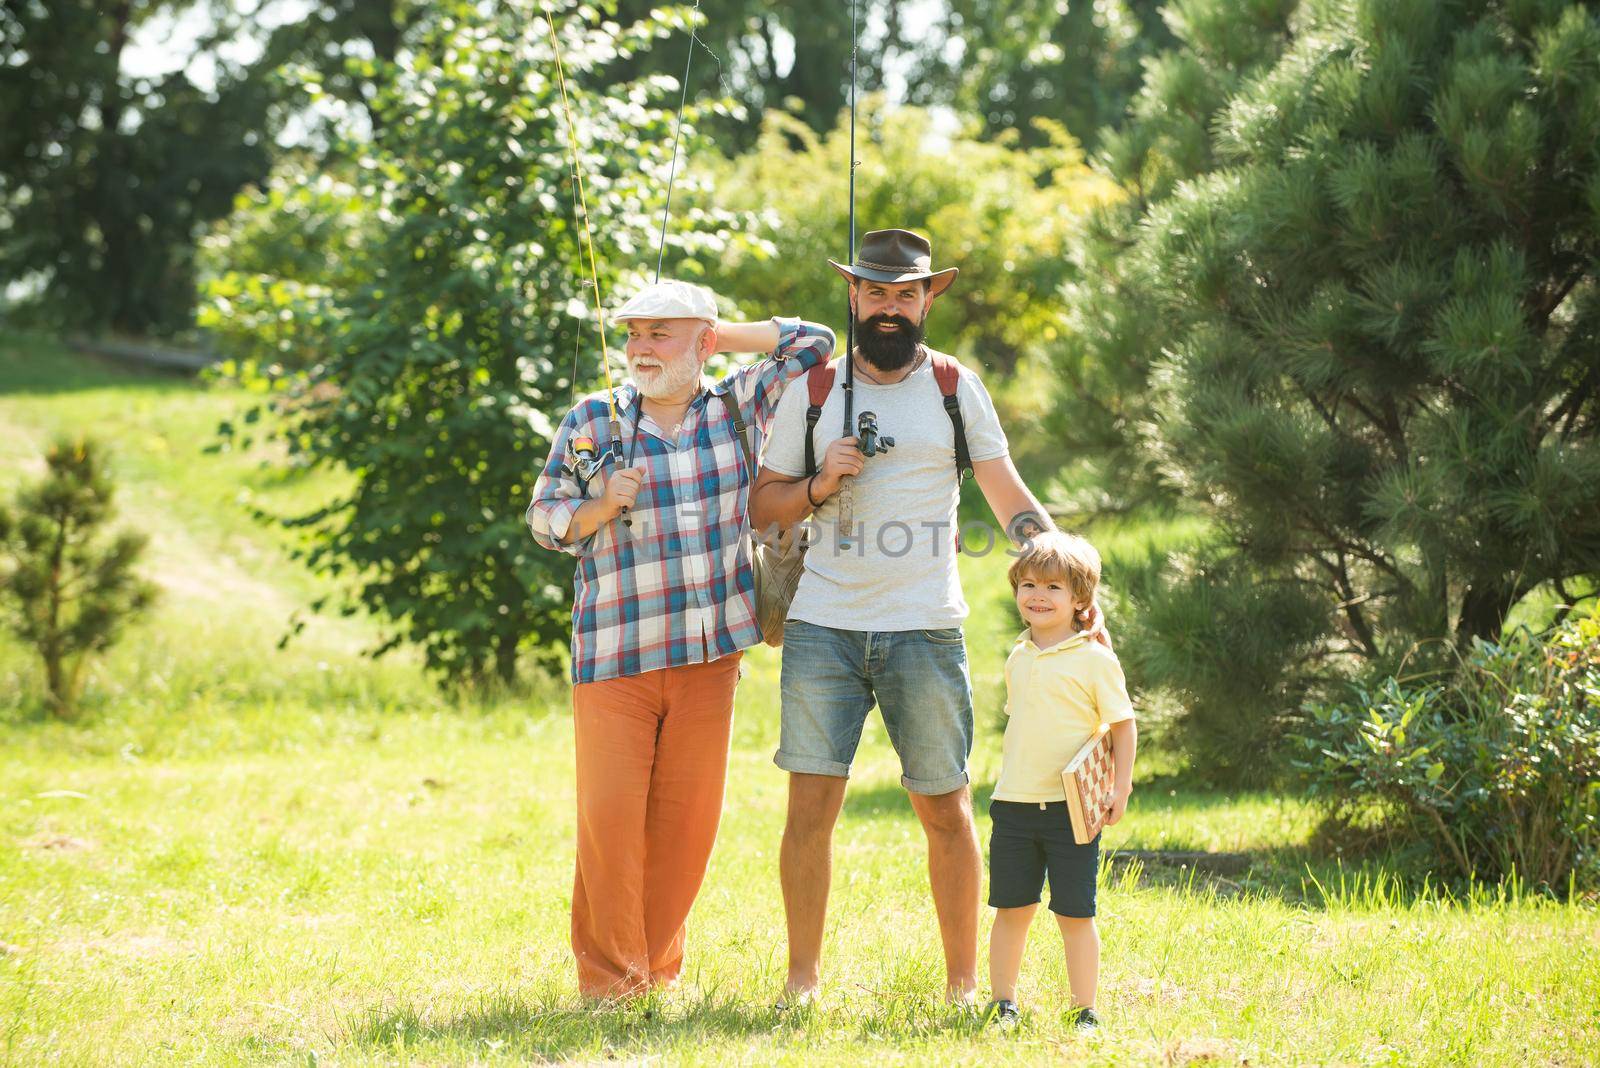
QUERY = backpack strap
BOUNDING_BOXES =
[715,390,755,481]
[931,354,973,482]
[803,361,837,478]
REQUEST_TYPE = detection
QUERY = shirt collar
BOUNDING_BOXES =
[613,382,640,416]
[1013,629,1094,655]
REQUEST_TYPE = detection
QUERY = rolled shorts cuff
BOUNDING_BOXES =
[1047,899,1097,919]
[774,750,851,778]
[901,770,970,796]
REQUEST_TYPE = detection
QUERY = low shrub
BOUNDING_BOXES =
[1296,612,1600,891]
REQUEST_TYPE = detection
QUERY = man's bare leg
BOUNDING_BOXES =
[908,786,981,1002]
[780,772,849,999]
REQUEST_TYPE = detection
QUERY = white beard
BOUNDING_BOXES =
[629,355,702,400]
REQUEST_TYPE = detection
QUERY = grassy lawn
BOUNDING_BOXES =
[3,333,1597,1065]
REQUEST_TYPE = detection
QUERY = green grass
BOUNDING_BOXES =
[3,332,1598,1064]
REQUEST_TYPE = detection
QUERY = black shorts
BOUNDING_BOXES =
[987,799,1100,918]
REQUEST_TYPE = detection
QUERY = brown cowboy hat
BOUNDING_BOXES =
[829,228,959,298]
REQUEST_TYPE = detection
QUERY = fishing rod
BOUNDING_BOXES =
[544,5,630,527]
[838,0,861,550]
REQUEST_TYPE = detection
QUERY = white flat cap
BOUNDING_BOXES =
[612,279,718,323]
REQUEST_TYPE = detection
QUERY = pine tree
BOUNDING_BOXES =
[1058,0,1600,775]
[0,438,156,718]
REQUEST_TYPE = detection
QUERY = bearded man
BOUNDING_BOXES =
[527,280,834,999]
[749,229,1091,1006]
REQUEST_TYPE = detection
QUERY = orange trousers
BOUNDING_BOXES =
[570,652,742,998]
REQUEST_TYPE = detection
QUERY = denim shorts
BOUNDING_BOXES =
[775,619,974,795]
[987,799,1100,917]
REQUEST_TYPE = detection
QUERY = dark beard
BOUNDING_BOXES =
[854,313,924,371]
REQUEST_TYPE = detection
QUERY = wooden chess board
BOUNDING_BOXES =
[1061,724,1116,845]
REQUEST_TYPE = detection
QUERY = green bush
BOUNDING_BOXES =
[197,164,374,375]
[1296,612,1600,891]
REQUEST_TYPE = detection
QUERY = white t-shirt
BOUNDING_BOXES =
[761,350,1009,631]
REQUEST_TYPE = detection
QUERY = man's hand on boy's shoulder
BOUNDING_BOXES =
[1076,599,1114,652]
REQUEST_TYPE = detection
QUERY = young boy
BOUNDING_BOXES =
[985,531,1137,1031]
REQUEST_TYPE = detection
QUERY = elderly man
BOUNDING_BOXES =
[750,230,1086,1006]
[527,280,834,1000]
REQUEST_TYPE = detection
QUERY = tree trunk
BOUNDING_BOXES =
[96,0,137,334]
[43,644,72,718]
[1456,580,1510,646]
[355,0,402,134]
[43,487,71,716]
[494,628,519,684]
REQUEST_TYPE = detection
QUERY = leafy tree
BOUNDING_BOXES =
[675,99,1117,489]
[607,0,910,152]
[197,159,374,375]
[914,0,1176,150]
[1060,0,1600,775]
[0,438,156,719]
[688,100,1117,375]
[0,1,274,334]
[254,0,418,136]
[0,0,418,335]
[241,0,723,685]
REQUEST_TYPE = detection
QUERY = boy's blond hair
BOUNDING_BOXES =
[1008,531,1101,615]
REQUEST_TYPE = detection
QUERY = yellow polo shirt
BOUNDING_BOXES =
[993,630,1136,803]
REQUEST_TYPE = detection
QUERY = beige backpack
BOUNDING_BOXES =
[718,392,806,646]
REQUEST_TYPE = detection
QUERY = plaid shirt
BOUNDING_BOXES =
[527,318,834,684]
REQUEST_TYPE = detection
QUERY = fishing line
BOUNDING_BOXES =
[544,5,630,524]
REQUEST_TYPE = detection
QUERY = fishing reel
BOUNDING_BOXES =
[856,411,895,458]
[561,434,608,489]
[837,412,892,553]
[562,429,633,529]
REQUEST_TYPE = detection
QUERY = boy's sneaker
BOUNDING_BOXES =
[984,999,1021,1030]
[1068,1006,1100,1032]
